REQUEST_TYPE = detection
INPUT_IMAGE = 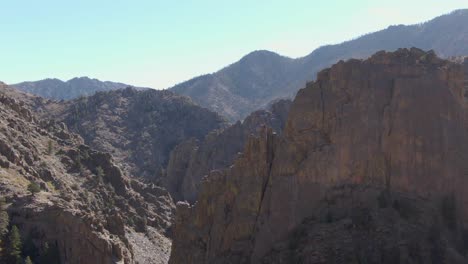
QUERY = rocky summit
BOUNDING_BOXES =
[169,49,468,264]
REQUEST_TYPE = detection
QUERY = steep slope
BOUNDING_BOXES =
[12,77,147,100]
[171,9,468,122]
[169,49,468,263]
[165,99,291,202]
[0,82,174,263]
[41,88,227,182]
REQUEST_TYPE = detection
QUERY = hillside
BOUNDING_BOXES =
[0,82,174,264]
[40,88,227,182]
[171,9,468,121]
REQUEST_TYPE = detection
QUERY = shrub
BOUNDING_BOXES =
[27,183,41,196]
[46,181,56,192]
[47,140,53,155]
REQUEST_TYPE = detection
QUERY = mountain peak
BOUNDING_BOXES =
[240,50,289,63]
[68,76,92,82]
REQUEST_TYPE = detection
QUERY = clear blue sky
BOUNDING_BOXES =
[1,0,466,89]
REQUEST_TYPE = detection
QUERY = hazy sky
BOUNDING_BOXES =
[1,0,466,89]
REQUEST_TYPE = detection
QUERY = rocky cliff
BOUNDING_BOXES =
[165,99,291,202]
[0,82,174,263]
[169,49,468,263]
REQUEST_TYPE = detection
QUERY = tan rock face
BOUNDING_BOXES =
[169,49,468,263]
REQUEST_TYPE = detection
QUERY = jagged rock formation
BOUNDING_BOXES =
[171,9,468,121]
[0,82,174,263]
[169,49,468,263]
[41,88,227,182]
[165,99,291,202]
[12,77,147,100]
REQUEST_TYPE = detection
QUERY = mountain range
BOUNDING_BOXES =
[13,77,147,100]
[171,9,468,121]
[12,10,468,122]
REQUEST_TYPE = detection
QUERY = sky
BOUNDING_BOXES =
[1,0,467,89]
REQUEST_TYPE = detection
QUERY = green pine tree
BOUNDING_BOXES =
[6,225,22,264]
[47,140,54,155]
[24,256,33,264]
[0,197,9,238]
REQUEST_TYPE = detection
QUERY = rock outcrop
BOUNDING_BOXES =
[0,83,174,263]
[169,49,468,263]
[165,99,291,202]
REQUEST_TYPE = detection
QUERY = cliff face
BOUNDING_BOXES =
[165,99,291,202]
[0,83,174,263]
[169,49,468,263]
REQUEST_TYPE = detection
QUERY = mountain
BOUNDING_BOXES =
[171,51,296,121]
[169,49,468,263]
[39,88,227,182]
[0,82,174,263]
[171,9,468,122]
[12,77,147,100]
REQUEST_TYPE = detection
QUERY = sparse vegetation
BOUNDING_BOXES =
[46,181,56,192]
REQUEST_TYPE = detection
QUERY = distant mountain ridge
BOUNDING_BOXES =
[12,76,148,100]
[171,9,468,121]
